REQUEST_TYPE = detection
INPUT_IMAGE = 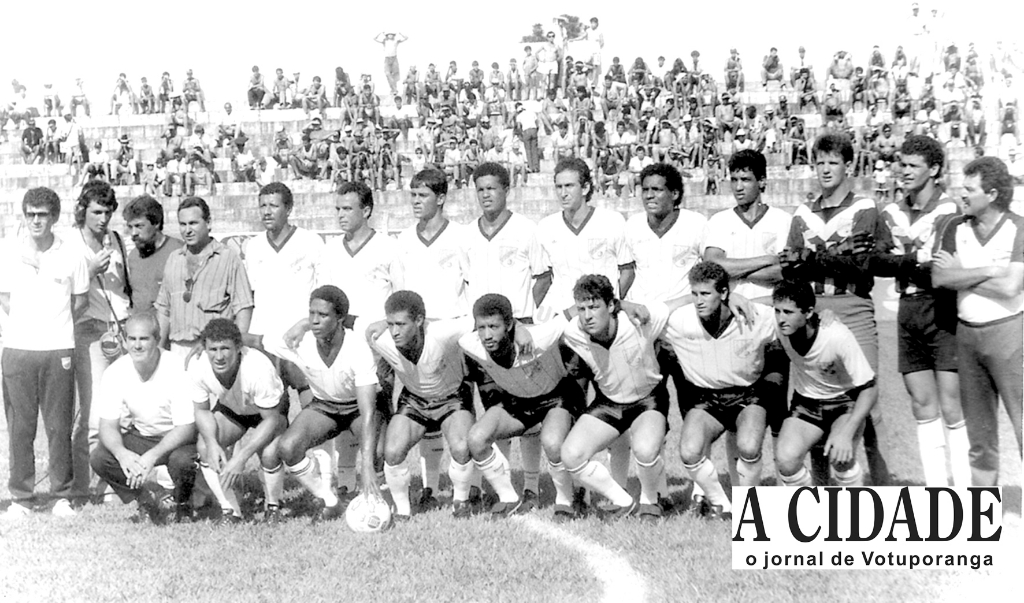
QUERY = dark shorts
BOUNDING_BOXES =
[689,384,761,432]
[496,377,584,430]
[897,293,959,374]
[214,402,287,431]
[585,386,669,434]
[789,392,854,433]
[396,382,475,432]
[306,397,360,436]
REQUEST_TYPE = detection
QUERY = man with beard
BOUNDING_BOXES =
[123,195,183,314]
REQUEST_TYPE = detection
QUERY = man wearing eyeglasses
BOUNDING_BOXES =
[154,197,254,361]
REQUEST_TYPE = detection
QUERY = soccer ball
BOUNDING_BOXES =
[345,493,393,533]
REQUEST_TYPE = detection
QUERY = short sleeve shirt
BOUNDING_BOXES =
[778,321,875,400]
[458,318,567,399]
[97,350,195,437]
[464,213,547,320]
[264,330,378,405]
[188,347,284,416]
[370,317,473,400]
[392,221,470,319]
[940,212,1024,323]
[316,231,399,322]
[244,228,324,337]
[704,205,792,300]
[625,209,706,303]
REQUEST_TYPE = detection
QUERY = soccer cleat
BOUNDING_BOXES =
[336,486,357,505]
[571,488,590,518]
[51,498,76,518]
[657,495,676,517]
[702,504,733,522]
[131,503,154,525]
[520,489,539,513]
[466,486,484,511]
[263,504,284,525]
[174,505,194,524]
[3,502,32,521]
[552,504,581,523]
[599,499,638,521]
[392,513,412,524]
[215,511,243,526]
[638,503,664,523]
[313,500,343,523]
[488,499,523,519]
[417,487,439,513]
[452,499,475,519]
[686,494,709,517]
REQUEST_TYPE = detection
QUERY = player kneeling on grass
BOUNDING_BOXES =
[664,262,783,520]
[90,312,199,524]
[190,319,288,525]
[772,280,877,488]
[462,294,584,519]
[256,286,383,523]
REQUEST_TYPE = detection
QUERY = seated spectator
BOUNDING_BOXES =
[791,46,815,87]
[290,135,320,180]
[873,123,899,163]
[163,149,188,196]
[266,68,293,109]
[716,92,739,138]
[160,125,183,163]
[21,117,44,164]
[762,47,785,88]
[141,162,159,196]
[114,134,139,185]
[724,48,745,94]
[185,144,215,195]
[217,103,239,149]
[158,72,175,114]
[43,118,62,163]
[41,82,62,117]
[733,128,754,153]
[231,136,258,183]
[626,145,653,195]
[137,77,156,114]
[442,138,464,186]
[785,117,808,168]
[249,66,267,109]
[86,141,111,181]
[70,78,91,117]
[182,69,206,112]
[187,125,212,155]
[110,73,136,115]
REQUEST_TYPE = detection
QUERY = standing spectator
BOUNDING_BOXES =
[123,195,183,315]
[374,32,408,97]
[0,188,89,519]
[514,102,541,173]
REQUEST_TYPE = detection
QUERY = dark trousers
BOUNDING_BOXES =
[2,348,76,502]
[90,430,198,504]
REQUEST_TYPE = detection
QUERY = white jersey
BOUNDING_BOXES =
[244,228,323,337]
[316,231,399,322]
[264,330,378,406]
[778,321,875,400]
[537,207,631,313]
[558,302,670,403]
[625,209,706,303]
[703,205,791,300]
[459,318,567,399]
[392,221,470,319]
[371,316,473,400]
[188,347,284,416]
[97,350,195,438]
[465,212,546,320]
[662,303,776,389]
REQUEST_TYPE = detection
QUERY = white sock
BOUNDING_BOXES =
[780,466,814,488]
[448,458,476,502]
[334,430,360,491]
[312,447,333,490]
[384,461,412,515]
[496,438,512,464]
[609,434,631,489]
[153,466,174,490]
[635,455,664,505]
[548,461,574,506]
[917,418,947,487]
[520,431,542,494]
[200,462,240,516]
[475,447,519,503]
[419,434,445,492]
[725,432,740,486]
[832,462,864,487]
[683,457,730,511]
[737,453,764,487]
[569,460,632,507]
[945,420,971,487]
[263,463,286,507]
[288,456,338,507]
[691,481,706,500]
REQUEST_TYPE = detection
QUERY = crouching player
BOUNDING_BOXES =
[90,313,198,524]
[461,294,583,519]
[260,286,382,523]
[773,280,877,487]
[663,262,783,520]
[190,319,288,525]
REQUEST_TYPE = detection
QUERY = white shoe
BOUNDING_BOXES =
[51,498,76,518]
[3,502,32,520]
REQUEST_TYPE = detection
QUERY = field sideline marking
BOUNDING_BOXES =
[515,515,648,602]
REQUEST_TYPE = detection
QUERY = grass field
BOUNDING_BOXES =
[1,300,1021,603]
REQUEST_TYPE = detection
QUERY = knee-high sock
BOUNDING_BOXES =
[448,458,477,502]
[725,432,740,486]
[475,446,518,503]
[736,453,763,487]
[779,466,814,488]
[635,455,664,505]
[548,461,575,506]
[288,456,338,507]
[945,420,971,487]
[419,434,445,492]
[917,418,948,487]
[334,430,360,491]
[262,463,285,507]
[200,461,240,516]
[608,435,631,489]
[832,462,864,487]
[568,460,632,507]
[384,461,412,515]
[683,457,730,511]
[496,438,512,464]
[519,431,542,494]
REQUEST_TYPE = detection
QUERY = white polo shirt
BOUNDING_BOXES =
[316,230,399,322]
[625,208,706,303]
[464,212,546,320]
[778,321,875,400]
[0,235,89,351]
[940,213,1024,324]
[558,302,670,403]
[264,330,378,404]
[459,318,567,399]
[662,302,776,389]
[97,349,195,437]
[392,220,470,319]
[371,316,473,400]
[536,207,631,313]
[188,347,284,416]
[704,205,792,300]
[244,227,324,337]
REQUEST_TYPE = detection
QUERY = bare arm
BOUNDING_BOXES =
[704,246,781,280]
[0,292,9,315]
[824,381,877,464]
[71,292,89,322]
[932,250,1009,291]
[356,384,382,498]
[219,404,285,489]
[617,264,636,300]
[234,307,253,334]
[532,271,553,307]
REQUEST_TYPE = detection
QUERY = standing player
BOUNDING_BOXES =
[773,280,877,488]
[780,132,892,485]
[664,262,781,520]
[462,294,583,519]
[933,157,1023,487]
[873,136,967,487]
[189,319,287,525]
[260,286,381,522]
